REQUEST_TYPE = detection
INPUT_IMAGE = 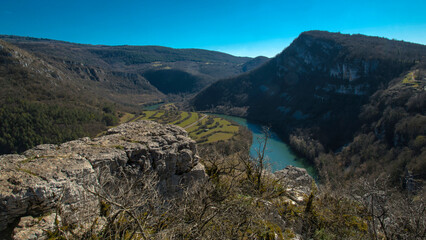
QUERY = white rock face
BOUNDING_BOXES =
[0,120,205,238]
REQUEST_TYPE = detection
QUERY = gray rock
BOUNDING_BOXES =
[0,120,204,236]
[12,213,59,240]
[274,166,316,203]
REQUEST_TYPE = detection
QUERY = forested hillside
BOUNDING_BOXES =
[0,40,119,154]
[191,31,426,190]
[0,35,267,101]
[317,65,426,187]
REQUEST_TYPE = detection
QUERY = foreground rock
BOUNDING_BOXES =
[12,213,59,240]
[0,120,204,239]
[274,166,316,203]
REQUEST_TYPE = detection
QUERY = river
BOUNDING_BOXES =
[143,103,316,177]
[212,114,316,177]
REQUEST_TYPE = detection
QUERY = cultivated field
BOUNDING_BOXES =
[131,109,240,144]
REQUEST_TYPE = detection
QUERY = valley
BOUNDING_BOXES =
[1,30,424,186]
[119,104,317,177]
[134,106,240,145]
[0,30,425,240]
[0,35,268,105]
[212,114,317,176]
[0,36,267,155]
[192,30,426,187]
[1,31,424,184]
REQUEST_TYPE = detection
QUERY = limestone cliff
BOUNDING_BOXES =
[191,31,426,151]
[0,120,204,239]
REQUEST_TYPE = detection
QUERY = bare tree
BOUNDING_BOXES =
[350,176,426,240]
[83,165,168,240]
[239,126,271,193]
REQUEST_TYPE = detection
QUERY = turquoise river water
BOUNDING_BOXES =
[143,103,316,177]
[212,114,316,177]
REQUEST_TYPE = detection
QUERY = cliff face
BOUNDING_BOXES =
[191,31,426,150]
[0,120,205,238]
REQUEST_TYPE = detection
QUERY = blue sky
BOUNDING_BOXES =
[1,0,425,57]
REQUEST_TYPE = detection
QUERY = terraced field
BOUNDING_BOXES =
[402,70,422,88]
[132,109,240,144]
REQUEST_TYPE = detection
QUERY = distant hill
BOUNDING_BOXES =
[0,35,268,103]
[241,56,270,72]
[0,35,268,154]
[191,31,426,184]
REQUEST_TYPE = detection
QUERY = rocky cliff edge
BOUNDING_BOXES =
[0,120,205,239]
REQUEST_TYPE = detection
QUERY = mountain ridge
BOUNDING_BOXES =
[0,34,269,104]
[190,31,426,170]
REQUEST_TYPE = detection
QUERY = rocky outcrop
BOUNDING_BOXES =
[274,166,315,203]
[0,120,204,239]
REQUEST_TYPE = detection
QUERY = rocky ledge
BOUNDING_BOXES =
[0,120,205,239]
[274,166,316,204]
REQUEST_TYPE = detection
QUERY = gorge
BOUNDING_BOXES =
[0,30,425,239]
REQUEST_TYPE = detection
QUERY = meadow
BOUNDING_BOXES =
[128,108,240,144]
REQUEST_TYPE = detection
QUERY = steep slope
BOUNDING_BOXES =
[318,64,426,186]
[0,39,83,101]
[0,35,266,102]
[141,69,206,94]
[192,31,426,151]
[0,40,122,154]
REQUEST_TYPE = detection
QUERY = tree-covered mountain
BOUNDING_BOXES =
[0,40,121,154]
[318,64,426,187]
[0,36,268,154]
[0,35,268,103]
[191,31,426,186]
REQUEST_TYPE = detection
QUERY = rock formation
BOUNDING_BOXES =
[274,166,316,203]
[0,120,204,239]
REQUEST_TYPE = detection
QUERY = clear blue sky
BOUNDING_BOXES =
[1,0,425,57]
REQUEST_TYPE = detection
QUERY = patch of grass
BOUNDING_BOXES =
[138,110,240,144]
[220,124,239,133]
[142,111,158,120]
[187,115,208,132]
[20,155,40,164]
[402,72,420,88]
[178,112,200,128]
[172,111,189,125]
[206,132,234,143]
[119,112,135,123]
[150,111,164,119]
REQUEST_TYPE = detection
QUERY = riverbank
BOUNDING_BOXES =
[138,103,316,177]
[211,114,317,178]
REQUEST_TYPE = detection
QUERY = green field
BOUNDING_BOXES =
[402,71,421,88]
[119,112,135,123]
[134,109,240,144]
